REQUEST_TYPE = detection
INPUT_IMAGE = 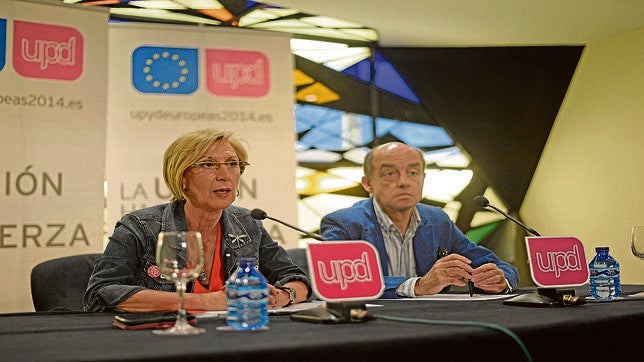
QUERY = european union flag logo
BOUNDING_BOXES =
[0,19,6,71]
[132,46,198,94]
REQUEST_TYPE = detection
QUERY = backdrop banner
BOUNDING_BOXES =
[0,0,108,312]
[106,23,298,252]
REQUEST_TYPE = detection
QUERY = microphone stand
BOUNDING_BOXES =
[504,287,585,307]
[264,215,325,241]
[483,203,541,237]
[290,301,373,324]
[473,196,584,307]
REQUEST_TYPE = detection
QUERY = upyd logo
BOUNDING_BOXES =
[317,251,375,291]
[205,49,270,97]
[12,20,83,81]
[308,241,384,301]
[525,236,589,287]
[130,46,268,97]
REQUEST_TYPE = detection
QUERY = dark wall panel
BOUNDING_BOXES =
[379,46,583,211]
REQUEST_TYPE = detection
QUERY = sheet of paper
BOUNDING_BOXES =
[268,300,325,315]
[390,293,517,301]
[194,310,227,319]
[194,300,326,319]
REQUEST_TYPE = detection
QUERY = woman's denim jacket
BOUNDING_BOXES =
[84,200,311,312]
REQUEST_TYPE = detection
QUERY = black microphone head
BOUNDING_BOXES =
[250,208,267,220]
[473,195,489,208]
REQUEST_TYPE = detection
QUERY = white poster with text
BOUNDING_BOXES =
[0,0,108,312]
[106,23,298,254]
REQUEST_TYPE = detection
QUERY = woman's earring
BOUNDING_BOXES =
[236,189,240,198]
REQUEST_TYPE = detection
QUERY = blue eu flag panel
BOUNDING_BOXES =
[131,46,198,95]
[0,18,6,71]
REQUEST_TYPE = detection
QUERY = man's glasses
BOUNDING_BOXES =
[190,160,249,173]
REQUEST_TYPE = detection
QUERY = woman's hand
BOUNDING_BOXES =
[268,281,309,308]
[268,285,289,308]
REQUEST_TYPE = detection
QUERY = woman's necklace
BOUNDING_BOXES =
[198,243,215,284]
[198,269,209,283]
[197,223,218,286]
[198,246,209,282]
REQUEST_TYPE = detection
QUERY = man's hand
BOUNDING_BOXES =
[470,263,508,293]
[414,254,474,295]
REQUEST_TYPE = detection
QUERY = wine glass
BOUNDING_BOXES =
[153,231,205,335]
[631,225,644,259]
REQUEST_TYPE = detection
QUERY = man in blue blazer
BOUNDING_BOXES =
[320,142,519,298]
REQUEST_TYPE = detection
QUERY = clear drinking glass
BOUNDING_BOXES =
[153,231,205,335]
[631,225,644,259]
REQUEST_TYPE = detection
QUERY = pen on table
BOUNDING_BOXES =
[438,247,474,297]
[437,247,449,259]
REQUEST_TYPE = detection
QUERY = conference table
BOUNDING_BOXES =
[2,285,643,362]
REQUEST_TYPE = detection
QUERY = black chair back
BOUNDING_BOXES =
[30,253,102,312]
[286,247,309,278]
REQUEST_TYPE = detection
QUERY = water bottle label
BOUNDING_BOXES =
[238,289,268,301]
[589,267,619,277]
[589,265,621,299]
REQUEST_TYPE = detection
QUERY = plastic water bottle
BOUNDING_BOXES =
[225,257,269,330]
[588,246,621,299]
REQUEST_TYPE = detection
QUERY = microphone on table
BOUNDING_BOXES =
[473,195,541,236]
[250,208,325,241]
[473,195,585,307]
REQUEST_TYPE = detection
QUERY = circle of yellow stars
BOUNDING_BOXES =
[142,51,189,90]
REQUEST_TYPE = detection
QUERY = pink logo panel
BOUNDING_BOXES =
[205,49,269,97]
[307,241,384,301]
[525,236,589,287]
[13,20,84,80]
